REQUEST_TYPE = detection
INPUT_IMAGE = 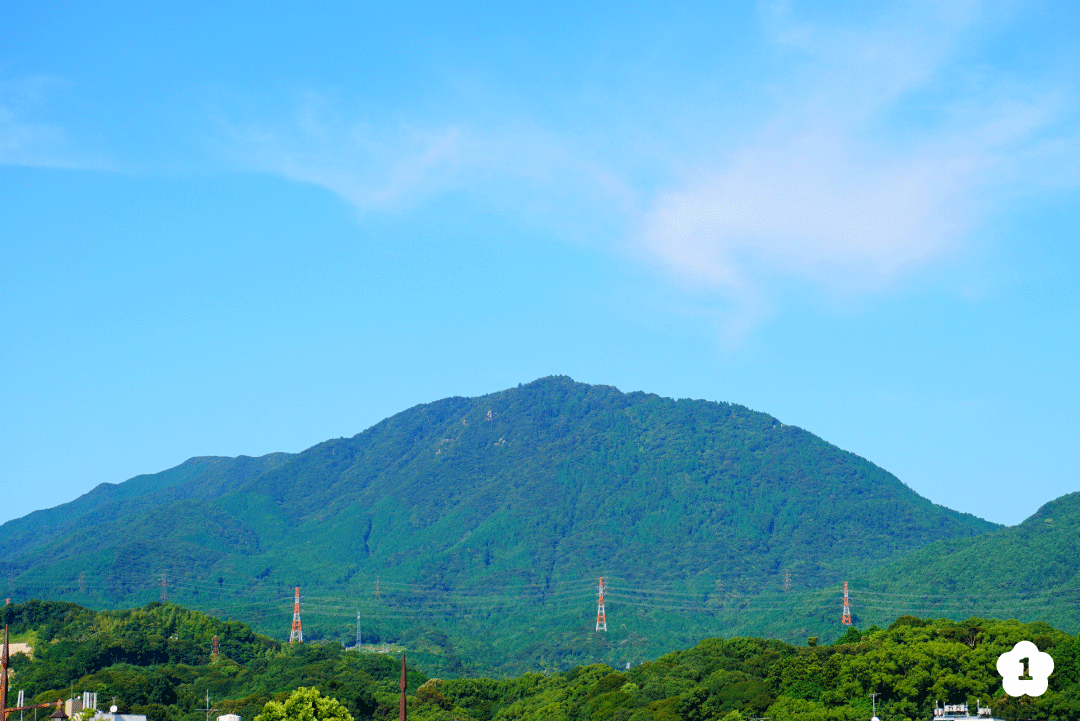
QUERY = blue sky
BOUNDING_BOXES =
[2,1,1078,526]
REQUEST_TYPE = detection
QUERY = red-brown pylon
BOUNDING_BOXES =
[595,577,607,632]
[841,581,852,626]
[289,587,304,643]
[211,635,220,663]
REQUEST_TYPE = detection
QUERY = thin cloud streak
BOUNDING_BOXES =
[0,76,65,165]
[0,75,112,171]
[228,95,639,220]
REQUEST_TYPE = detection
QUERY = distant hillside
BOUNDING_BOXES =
[843,491,1080,631]
[0,376,998,674]
[0,453,294,565]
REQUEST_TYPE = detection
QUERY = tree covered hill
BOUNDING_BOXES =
[1,377,998,674]
[0,453,294,574]
[5,600,1080,721]
[841,491,1080,632]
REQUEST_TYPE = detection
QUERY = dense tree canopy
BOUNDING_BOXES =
[7,600,1080,721]
[254,688,353,721]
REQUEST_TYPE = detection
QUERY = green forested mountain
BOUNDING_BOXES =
[6,600,1079,721]
[1,377,998,674]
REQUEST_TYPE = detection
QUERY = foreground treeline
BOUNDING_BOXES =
[4,601,1080,721]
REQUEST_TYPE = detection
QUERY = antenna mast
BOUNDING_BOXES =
[841,581,852,626]
[289,587,304,643]
[595,577,607,632]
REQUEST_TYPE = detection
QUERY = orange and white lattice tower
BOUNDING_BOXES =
[595,577,607,632]
[841,581,852,626]
[289,587,304,643]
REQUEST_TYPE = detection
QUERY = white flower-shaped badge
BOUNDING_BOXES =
[997,640,1054,697]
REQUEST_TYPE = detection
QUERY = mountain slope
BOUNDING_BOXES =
[0,452,293,563]
[0,376,998,673]
[848,491,1080,630]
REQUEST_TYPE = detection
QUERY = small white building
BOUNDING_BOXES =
[63,693,146,721]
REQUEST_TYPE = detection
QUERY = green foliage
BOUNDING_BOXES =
[1,600,278,695]
[254,687,353,721]
[832,628,862,646]
[10,600,1080,721]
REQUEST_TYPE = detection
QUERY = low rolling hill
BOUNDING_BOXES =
[843,491,1080,631]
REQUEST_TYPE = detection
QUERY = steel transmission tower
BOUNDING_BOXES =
[356,612,362,652]
[289,587,304,643]
[160,574,168,603]
[595,577,607,632]
[211,635,219,663]
[841,581,852,625]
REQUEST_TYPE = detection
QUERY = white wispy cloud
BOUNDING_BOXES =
[227,93,637,223]
[222,2,1075,339]
[638,1,1072,334]
[0,76,65,164]
[0,75,111,170]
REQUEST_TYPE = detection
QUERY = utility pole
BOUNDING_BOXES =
[2,625,9,719]
[869,692,880,720]
[199,690,217,721]
[595,578,607,632]
[841,582,852,626]
[399,652,407,721]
